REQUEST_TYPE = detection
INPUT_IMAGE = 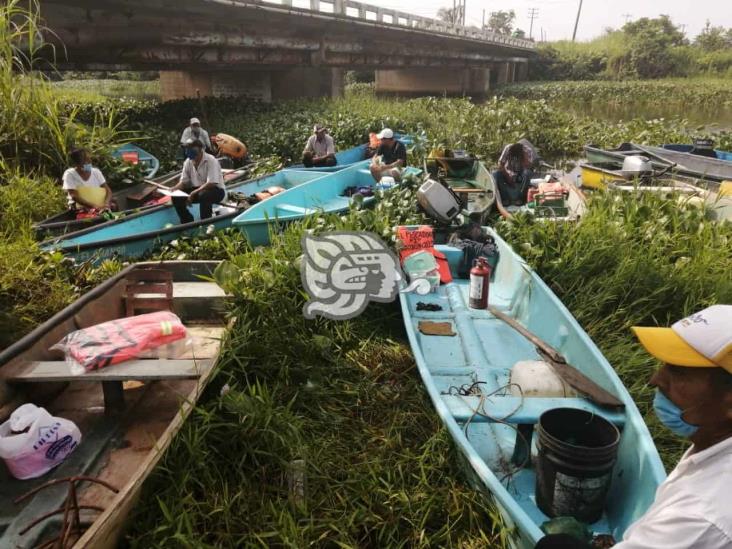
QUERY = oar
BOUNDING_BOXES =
[487,305,624,409]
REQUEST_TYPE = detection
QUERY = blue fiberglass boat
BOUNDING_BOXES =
[233,161,422,246]
[40,170,330,263]
[111,143,160,178]
[285,134,413,172]
[399,227,665,548]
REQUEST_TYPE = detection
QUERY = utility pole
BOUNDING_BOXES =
[622,13,632,24]
[462,0,466,26]
[571,0,583,41]
[482,8,485,28]
[528,8,539,40]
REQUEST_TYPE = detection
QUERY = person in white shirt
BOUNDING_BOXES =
[61,148,113,211]
[537,305,732,549]
[180,117,212,152]
[302,124,336,168]
[170,138,226,224]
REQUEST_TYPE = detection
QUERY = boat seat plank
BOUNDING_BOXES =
[3,359,213,383]
[442,395,626,426]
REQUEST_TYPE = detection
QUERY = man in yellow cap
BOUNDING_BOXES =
[613,304,731,548]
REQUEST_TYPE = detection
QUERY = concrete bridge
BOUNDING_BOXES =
[40,0,535,101]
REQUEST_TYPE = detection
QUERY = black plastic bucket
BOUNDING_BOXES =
[535,408,620,523]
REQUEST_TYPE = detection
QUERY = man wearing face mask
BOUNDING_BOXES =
[612,305,732,548]
[180,117,212,153]
[62,148,114,213]
[170,138,226,224]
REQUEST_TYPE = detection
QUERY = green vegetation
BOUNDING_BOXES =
[49,78,161,101]
[2,2,732,546]
[532,17,732,80]
[500,78,732,108]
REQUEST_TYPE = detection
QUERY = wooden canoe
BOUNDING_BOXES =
[398,227,666,547]
[0,261,227,548]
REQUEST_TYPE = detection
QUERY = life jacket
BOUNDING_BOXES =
[58,311,187,372]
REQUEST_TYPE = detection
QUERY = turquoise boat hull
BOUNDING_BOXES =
[399,227,665,548]
[111,143,160,178]
[40,170,329,263]
[285,134,413,172]
[233,161,421,246]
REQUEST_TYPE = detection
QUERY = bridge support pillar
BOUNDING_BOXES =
[160,67,344,102]
[495,62,513,85]
[374,67,491,97]
[516,60,529,81]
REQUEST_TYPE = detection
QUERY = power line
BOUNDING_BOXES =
[528,7,539,40]
[571,0,583,41]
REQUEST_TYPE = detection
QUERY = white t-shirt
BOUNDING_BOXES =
[180,153,225,193]
[61,167,107,207]
[615,436,732,548]
[180,126,212,150]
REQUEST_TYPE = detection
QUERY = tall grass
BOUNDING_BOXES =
[128,214,506,547]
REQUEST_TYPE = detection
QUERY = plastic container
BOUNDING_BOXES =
[509,361,578,398]
[535,408,620,523]
[403,251,440,292]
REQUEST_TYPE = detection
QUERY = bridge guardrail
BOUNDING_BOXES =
[221,0,536,50]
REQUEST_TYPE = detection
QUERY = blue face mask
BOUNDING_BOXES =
[82,163,93,173]
[653,389,699,438]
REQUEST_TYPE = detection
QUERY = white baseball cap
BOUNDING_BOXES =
[633,305,732,372]
[377,128,394,139]
[190,117,201,125]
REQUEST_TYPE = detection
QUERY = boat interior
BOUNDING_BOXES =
[400,228,664,545]
[43,170,328,249]
[0,262,227,548]
[241,163,421,222]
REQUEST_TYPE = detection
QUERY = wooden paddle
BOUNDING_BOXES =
[487,305,624,409]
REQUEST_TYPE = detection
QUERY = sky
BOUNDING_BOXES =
[365,0,732,42]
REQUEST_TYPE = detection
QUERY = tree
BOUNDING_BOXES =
[512,28,526,39]
[437,6,460,25]
[486,10,515,35]
[620,15,688,78]
[695,21,732,52]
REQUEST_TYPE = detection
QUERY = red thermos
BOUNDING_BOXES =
[469,257,491,309]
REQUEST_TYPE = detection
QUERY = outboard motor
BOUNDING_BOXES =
[621,155,653,182]
[417,179,463,225]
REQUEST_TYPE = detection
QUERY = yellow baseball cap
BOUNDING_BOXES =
[632,305,732,373]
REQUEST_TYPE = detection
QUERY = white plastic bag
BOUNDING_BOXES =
[0,403,82,479]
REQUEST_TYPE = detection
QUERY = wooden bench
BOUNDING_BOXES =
[3,358,213,413]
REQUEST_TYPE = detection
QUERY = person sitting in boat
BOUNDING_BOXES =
[539,305,732,549]
[170,138,226,224]
[493,141,536,207]
[370,128,407,183]
[364,132,380,159]
[302,124,336,168]
[180,117,212,153]
[62,148,114,215]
